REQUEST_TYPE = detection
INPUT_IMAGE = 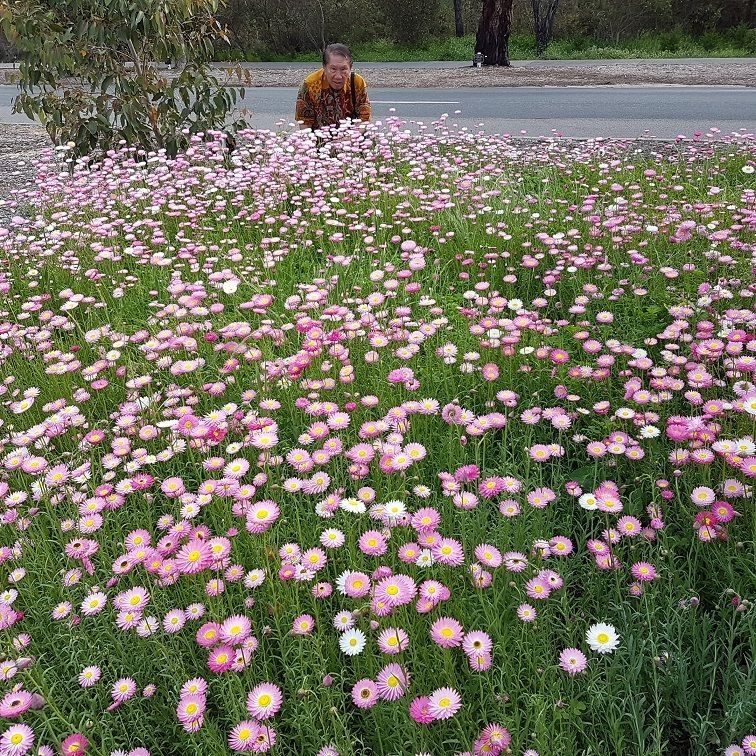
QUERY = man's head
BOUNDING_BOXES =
[322,43,352,90]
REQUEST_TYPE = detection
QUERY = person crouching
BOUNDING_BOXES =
[295,43,371,132]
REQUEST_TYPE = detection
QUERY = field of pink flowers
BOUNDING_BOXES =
[0,120,754,756]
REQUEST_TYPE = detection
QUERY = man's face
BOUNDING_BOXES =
[323,54,351,90]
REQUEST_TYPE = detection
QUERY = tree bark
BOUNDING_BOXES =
[745,0,755,26]
[475,0,515,67]
[453,0,465,37]
[532,0,559,57]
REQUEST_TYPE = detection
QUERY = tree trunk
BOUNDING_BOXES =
[532,0,559,57]
[745,0,755,26]
[475,0,515,67]
[453,0,465,37]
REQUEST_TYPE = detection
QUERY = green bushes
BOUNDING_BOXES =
[1,0,246,159]
[219,29,756,62]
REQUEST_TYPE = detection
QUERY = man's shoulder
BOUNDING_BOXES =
[353,72,368,89]
[303,69,325,86]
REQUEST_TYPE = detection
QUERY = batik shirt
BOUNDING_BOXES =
[295,69,371,130]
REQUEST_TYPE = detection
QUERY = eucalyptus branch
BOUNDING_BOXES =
[3,0,245,159]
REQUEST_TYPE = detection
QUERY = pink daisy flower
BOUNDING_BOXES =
[246,682,282,720]
[111,677,137,703]
[481,723,511,749]
[163,609,186,633]
[377,626,409,654]
[549,536,573,556]
[180,678,208,697]
[220,615,252,646]
[479,477,505,498]
[78,666,101,688]
[559,647,588,675]
[177,694,206,725]
[374,574,417,607]
[430,616,464,648]
[376,663,409,701]
[175,540,212,575]
[410,507,441,532]
[245,501,280,534]
[468,651,493,671]
[631,562,658,582]
[358,530,388,557]
[208,645,236,673]
[616,516,643,537]
[291,614,315,636]
[432,538,464,566]
[60,733,89,755]
[196,622,221,648]
[397,542,420,564]
[0,690,33,719]
[474,543,502,568]
[517,603,537,622]
[228,720,259,752]
[250,724,276,752]
[351,678,379,709]
[499,499,521,517]
[409,696,434,724]
[462,630,493,657]
[301,547,328,572]
[525,577,551,600]
[340,572,371,599]
[712,502,737,523]
[0,724,35,755]
[428,687,462,720]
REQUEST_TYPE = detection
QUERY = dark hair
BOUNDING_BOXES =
[322,43,352,66]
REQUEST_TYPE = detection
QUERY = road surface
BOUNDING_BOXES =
[0,84,754,139]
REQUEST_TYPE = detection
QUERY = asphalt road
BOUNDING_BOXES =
[1,84,755,139]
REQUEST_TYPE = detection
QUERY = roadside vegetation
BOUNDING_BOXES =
[216,27,756,62]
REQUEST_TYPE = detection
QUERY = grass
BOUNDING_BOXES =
[0,124,754,756]
[216,27,756,62]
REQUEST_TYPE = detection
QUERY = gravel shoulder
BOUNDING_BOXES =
[0,122,48,224]
[1,59,754,88]
[214,59,756,88]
